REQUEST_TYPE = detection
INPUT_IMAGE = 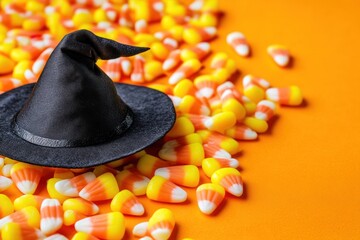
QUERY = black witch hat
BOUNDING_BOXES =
[0,30,175,168]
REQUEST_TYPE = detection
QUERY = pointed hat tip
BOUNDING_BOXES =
[121,45,150,57]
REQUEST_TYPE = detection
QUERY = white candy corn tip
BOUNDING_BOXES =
[213,149,232,159]
[150,227,173,240]
[168,95,182,107]
[55,180,78,197]
[44,233,67,240]
[79,189,90,200]
[228,158,240,168]
[273,55,289,67]
[41,218,63,235]
[244,129,258,140]
[198,200,216,214]
[172,186,187,202]
[235,45,249,57]
[0,176,13,191]
[226,32,245,44]
[154,168,170,179]
[228,184,243,197]
[169,72,185,85]
[16,180,37,194]
[197,42,211,52]
[74,217,93,233]
[163,59,176,71]
[158,147,177,162]
[265,88,279,102]
[254,112,267,120]
[131,203,145,216]
[196,88,215,99]
[133,221,148,237]
[204,27,217,36]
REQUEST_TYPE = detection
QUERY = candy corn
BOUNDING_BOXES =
[187,112,236,133]
[63,209,86,226]
[146,176,187,203]
[13,194,45,211]
[75,212,125,240]
[267,44,290,67]
[55,172,96,197]
[266,86,303,106]
[242,74,270,89]
[10,162,42,194]
[243,117,268,133]
[136,154,169,178]
[226,32,250,57]
[211,168,243,197]
[63,198,99,216]
[158,142,204,166]
[255,100,276,121]
[132,221,148,238]
[115,170,150,196]
[196,183,225,214]
[183,26,217,44]
[162,49,181,71]
[225,125,258,140]
[0,194,14,218]
[194,74,218,99]
[71,232,100,240]
[40,198,63,235]
[202,157,239,178]
[168,58,202,85]
[110,189,145,216]
[181,42,211,61]
[148,208,175,240]
[173,79,196,97]
[162,133,202,149]
[0,206,40,230]
[0,175,13,192]
[165,116,195,138]
[155,165,200,187]
[44,233,68,240]
[1,222,45,240]
[79,172,119,201]
[198,130,240,155]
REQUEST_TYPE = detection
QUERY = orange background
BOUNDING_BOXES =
[3,0,360,239]
[133,0,360,239]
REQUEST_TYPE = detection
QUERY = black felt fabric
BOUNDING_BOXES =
[0,30,175,168]
[14,29,150,147]
[0,83,175,168]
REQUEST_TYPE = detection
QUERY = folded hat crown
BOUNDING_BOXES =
[12,30,150,148]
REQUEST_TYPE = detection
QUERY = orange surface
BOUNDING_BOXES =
[2,0,360,239]
[134,0,360,239]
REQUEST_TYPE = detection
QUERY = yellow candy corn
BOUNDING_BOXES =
[202,157,239,178]
[158,142,205,166]
[244,85,265,103]
[243,117,268,133]
[0,206,40,230]
[64,209,86,226]
[196,183,225,214]
[75,212,125,240]
[211,168,243,197]
[222,98,246,121]
[166,116,195,138]
[115,170,149,196]
[79,172,119,201]
[0,194,14,218]
[137,154,169,178]
[63,198,99,216]
[47,178,71,204]
[148,208,175,240]
[110,189,145,216]
[146,176,187,203]
[71,232,99,240]
[13,194,45,211]
[1,222,44,240]
[155,165,200,187]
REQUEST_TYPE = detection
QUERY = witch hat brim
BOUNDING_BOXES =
[0,83,175,168]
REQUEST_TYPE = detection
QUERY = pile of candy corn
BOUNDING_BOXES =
[0,0,303,239]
